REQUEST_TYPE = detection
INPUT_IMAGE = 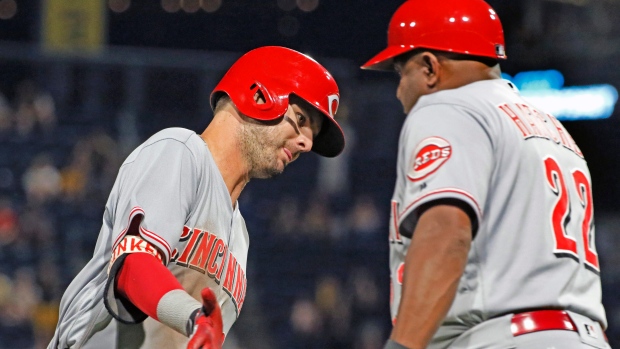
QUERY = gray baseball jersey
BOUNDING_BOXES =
[49,128,249,349]
[389,79,606,348]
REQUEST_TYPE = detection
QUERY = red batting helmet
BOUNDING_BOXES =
[211,46,345,158]
[362,0,506,71]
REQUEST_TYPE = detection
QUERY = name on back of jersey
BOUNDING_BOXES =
[498,102,583,158]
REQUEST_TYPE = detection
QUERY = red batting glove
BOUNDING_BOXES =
[187,288,224,349]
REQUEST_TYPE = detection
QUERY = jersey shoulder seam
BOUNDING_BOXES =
[124,134,200,166]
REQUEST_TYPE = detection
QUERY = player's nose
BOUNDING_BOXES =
[296,132,313,153]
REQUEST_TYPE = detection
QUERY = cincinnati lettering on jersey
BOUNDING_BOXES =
[498,103,583,158]
[170,226,247,315]
[407,136,452,182]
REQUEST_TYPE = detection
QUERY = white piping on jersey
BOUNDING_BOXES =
[112,206,144,249]
[139,224,172,262]
[111,206,173,264]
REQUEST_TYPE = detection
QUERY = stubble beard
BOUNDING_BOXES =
[237,122,285,179]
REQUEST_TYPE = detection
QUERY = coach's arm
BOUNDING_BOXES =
[388,203,472,349]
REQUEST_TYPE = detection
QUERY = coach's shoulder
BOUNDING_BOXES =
[415,80,503,117]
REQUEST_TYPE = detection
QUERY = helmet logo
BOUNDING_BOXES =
[328,94,339,118]
[495,44,506,58]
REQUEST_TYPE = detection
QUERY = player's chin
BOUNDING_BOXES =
[260,168,284,179]
[271,161,286,176]
[252,162,285,179]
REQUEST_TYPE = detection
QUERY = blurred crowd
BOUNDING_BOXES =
[238,188,391,349]
[0,80,123,349]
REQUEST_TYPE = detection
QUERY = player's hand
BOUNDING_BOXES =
[187,288,224,349]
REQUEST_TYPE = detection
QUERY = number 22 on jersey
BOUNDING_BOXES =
[544,156,599,274]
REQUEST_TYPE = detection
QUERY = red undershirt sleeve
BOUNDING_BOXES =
[105,239,203,336]
[115,252,184,321]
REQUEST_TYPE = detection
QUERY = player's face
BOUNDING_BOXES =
[238,96,323,179]
[395,56,429,114]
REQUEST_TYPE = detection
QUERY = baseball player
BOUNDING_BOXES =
[362,1,609,348]
[48,46,345,349]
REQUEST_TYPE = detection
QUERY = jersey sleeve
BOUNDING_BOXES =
[111,138,200,263]
[397,103,494,237]
[103,136,201,323]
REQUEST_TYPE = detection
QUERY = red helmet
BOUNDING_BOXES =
[362,0,506,71]
[211,46,345,158]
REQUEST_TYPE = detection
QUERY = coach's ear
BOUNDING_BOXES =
[419,52,441,89]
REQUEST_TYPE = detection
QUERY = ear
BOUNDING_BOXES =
[420,52,441,88]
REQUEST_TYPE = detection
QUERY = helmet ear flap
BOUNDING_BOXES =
[250,81,276,111]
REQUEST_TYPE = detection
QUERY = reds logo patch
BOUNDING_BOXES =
[407,136,452,182]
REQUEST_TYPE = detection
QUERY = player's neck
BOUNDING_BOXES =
[201,112,250,207]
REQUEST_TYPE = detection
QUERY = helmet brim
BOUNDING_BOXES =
[361,45,416,71]
[312,114,345,158]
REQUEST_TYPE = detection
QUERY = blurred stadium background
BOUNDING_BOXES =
[0,0,618,348]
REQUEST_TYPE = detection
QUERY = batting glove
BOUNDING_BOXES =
[187,288,224,349]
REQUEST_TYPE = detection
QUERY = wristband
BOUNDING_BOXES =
[384,339,410,349]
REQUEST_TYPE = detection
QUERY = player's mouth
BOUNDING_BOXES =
[283,148,293,162]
